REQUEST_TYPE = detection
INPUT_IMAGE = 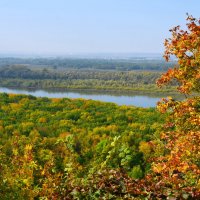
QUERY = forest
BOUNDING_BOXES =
[0,65,176,93]
[0,15,199,199]
[0,51,177,94]
[0,93,164,199]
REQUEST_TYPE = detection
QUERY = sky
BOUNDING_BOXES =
[0,0,199,56]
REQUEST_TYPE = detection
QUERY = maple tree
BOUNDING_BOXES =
[150,15,200,199]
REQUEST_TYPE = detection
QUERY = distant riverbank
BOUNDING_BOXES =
[0,86,183,108]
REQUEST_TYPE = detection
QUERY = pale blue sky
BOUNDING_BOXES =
[0,0,199,56]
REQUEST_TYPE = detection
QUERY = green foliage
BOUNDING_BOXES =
[129,165,143,179]
[0,93,164,199]
[0,65,177,92]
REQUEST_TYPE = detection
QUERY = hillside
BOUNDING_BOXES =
[0,93,164,199]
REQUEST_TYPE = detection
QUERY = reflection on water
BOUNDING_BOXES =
[0,87,181,108]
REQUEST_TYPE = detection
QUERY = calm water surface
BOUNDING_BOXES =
[0,87,163,108]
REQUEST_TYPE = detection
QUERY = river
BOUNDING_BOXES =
[0,87,166,108]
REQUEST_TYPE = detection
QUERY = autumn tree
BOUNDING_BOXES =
[148,15,200,199]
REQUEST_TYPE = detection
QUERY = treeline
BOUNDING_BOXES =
[0,65,176,92]
[0,65,162,81]
[0,93,165,199]
[0,57,175,71]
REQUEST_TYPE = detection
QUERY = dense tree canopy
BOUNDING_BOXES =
[0,66,175,93]
[0,93,164,199]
